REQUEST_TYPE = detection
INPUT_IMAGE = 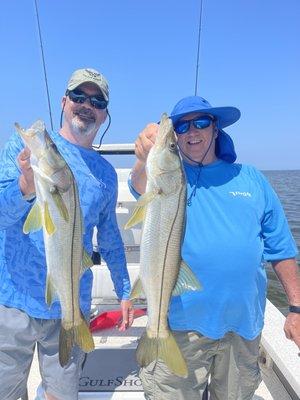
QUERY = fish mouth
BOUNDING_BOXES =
[15,120,45,138]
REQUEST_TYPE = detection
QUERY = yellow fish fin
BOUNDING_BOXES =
[59,314,94,367]
[82,249,93,272]
[45,275,58,306]
[125,190,159,229]
[44,202,56,235]
[124,205,146,229]
[51,190,69,222]
[75,314,95,353]
[136,331,188,378]
[23,202,43,233]
[59,326,73,367]
[172,260,202,297]
[136,190,158,206]
[130,277,144,301]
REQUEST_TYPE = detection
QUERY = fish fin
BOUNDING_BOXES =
[23,202,43,233]
[136,331,188,378]
[172,260,202,296]
[74,315,95,353]
[136,191,158,206]
[82,249,93,271]
[130,277,144,300]
[44,202,56,235]
[59,316,95,367]
[45,275,58,306]
[15,122,24,134]
[59,326,74,367]
[124,205,146,229]
[124,190,159,229]
[51,190,69,222]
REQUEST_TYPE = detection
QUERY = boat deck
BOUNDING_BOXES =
[27,302,298,400]
[26,336,275,400]
[26,356,278,399]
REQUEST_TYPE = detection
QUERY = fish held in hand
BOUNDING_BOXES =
[125,114,202,377]
[16,120,94,367]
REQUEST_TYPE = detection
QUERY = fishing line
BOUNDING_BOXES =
[34,0,54,131]
[194,0,204,95]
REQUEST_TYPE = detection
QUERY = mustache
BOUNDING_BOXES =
[73,107,96,121]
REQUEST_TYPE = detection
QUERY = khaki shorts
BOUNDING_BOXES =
[0,305,86,400]
[140,330,262,400]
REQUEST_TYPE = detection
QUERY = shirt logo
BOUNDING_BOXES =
[229,191,252,197]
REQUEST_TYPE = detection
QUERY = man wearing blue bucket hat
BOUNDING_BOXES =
[129,95,300,400]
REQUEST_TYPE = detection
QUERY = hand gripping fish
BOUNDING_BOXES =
[125,114,202,377]
[16,120,94,367]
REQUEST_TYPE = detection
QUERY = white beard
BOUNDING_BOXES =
[71,115,96,138]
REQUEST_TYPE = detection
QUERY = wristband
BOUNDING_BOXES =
[289,305,300,314]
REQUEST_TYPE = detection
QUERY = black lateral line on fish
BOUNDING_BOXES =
[156,185,183,338]
[70,176,77,327]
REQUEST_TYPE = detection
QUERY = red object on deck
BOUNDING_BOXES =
[90,308,147,332]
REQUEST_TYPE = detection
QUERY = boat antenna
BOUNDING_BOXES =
[34,0,54,131]
[194,0,204,95]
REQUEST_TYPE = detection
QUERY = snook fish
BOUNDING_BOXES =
[125,114,201,377]
[16,120,94,367]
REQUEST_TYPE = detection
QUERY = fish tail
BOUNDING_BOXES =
[136,331,188,377]
[74,317,95,354]
[59,317,94,367]
[59,326,74,367]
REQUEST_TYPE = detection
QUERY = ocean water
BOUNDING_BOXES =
[262,170,300,315]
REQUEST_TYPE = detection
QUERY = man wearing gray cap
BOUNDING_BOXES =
[60,67,110,146]
[0,68,133,400]
[128,95,300,399]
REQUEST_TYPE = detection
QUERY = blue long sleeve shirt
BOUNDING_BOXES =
[0,130,130,319]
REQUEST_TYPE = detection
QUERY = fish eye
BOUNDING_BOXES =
[169,142,177,151]
[49,142,58,151]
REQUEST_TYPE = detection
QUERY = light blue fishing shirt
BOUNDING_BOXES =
[0,130,130,319]
[129,160,298,340]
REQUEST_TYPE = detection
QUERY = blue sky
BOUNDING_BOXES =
[1,0,299,170]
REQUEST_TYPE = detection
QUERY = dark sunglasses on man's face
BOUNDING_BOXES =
[174,116,215,135]
[67,89,108,110]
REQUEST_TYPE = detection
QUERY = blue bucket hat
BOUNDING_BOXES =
[170,96,241,163]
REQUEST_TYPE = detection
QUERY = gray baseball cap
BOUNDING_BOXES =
[66,68,109,101]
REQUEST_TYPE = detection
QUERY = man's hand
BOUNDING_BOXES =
[17,148,35,196]
[134,123,158,163]
[284,312,300,348]
[130,123,159,195]
[118,299,134,331]
[271,259,300,349]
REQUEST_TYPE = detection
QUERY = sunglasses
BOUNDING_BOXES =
[67,89,108,110]
[174,116,215,134]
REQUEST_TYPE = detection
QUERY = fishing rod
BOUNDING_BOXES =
[194,0,204,96]
[34,0,111,149]
[34,0,54,131]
